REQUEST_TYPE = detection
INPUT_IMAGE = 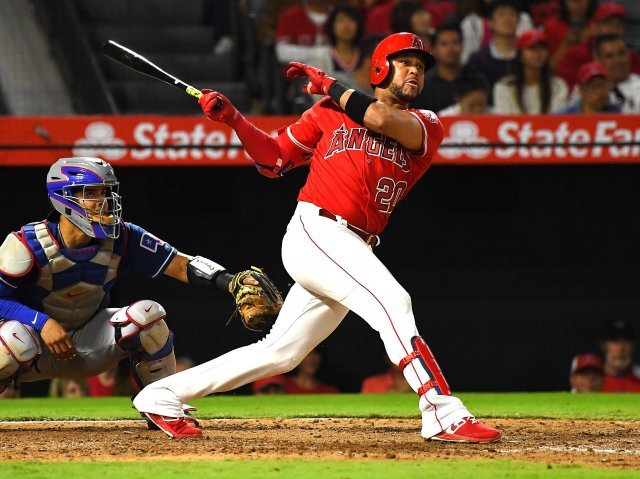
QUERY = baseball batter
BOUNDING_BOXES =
[134,32,501,443]
[0,157,272,423]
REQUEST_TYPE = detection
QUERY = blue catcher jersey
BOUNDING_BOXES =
[0,220,177,330]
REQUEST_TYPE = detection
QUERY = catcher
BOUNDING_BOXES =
[0,157,282,425]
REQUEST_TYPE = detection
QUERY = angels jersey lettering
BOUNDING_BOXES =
[280,98,444,234]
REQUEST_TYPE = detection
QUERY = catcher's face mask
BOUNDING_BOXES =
[66,184,122,239]
[47,157,123,239]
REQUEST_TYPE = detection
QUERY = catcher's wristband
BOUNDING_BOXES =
[187,256,233,292]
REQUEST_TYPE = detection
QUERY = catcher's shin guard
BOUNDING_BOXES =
[109,300,176,389]
[398,336,451,396]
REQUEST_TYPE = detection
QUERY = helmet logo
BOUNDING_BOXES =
[412,36,425,50]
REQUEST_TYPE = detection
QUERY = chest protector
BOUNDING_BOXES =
[22,222,122,330]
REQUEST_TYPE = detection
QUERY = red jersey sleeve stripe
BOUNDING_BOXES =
[407,111,428,157]
[286,127,315,153]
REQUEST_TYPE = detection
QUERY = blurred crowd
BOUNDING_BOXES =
[570,319,640,393]
[0,356,196,400]
[2,321,638,399]
[229,0,640,115]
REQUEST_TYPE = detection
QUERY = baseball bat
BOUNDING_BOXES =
[101,40,221,109]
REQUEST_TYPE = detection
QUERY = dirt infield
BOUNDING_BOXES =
[1,418,638,468]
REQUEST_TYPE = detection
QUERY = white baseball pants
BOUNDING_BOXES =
[134,201,471,438]
[19,308,128,381]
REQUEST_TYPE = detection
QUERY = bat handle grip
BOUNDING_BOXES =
[188,86,223,110]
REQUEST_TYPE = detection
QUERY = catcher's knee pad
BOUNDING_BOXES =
[109,300,176,389]
[398,336,451,396]
[0,321,42,389]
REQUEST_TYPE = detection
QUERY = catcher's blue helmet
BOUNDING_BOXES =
[46,157,122,239]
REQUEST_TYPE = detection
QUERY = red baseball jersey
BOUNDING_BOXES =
[278,98,444,235]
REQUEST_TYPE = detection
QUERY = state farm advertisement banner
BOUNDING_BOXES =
[1,115,639,166]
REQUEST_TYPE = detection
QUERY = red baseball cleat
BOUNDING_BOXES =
[142,405,200,430]
[143,412,203,439]
[429,417,501,443]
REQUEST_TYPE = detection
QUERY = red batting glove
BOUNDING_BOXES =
[198,89,239,126]
[286,61,336,96]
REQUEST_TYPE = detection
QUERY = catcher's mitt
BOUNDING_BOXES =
[229,267,283,331]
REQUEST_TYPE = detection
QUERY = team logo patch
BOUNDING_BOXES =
[418,109,439,123]
[140,233,164,253]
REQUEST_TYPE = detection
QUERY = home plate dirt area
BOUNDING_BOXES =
[1,418,638,468]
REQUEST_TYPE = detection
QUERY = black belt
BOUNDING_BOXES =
[318,209,380,247]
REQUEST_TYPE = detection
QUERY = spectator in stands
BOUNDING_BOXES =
[593,34,640,113]
[554,61,620,113]
[325,4,364,78]
[438,77,492,115]
[257,0,299,43]
[467,0,520,100]
[251,348,339,394]
[527,0,560,27]
[0,383,20,399]
[493,29,569,114]
[87,360,136,397]
[459,0,534,64]
[391,0,433,43]
[412,24,488,112]
[361,356,411,393]
[274,0,333,113]
[569,353,604,393]
[49,378,89,398]
[176,356,196,373]
[543,0,598,70]
[365,0,448,38]
[600,319,640,393]
[252,375,289,395]
[274,0,332,68]
[555,3,640,89]
[344,35,384,92]
[285,348,339,394]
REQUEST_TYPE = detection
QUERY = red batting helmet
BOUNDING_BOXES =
[370,32,436,87]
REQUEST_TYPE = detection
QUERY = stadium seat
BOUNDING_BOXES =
[101,52,234,83]
[110,81,250,115]
[89,26,215,55]
[74,0,206,26]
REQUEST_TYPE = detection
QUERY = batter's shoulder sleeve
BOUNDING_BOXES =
[407,109,444,159]
[118,222,177,278]
[275,100,325,171]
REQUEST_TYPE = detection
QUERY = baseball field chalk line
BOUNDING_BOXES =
[497,446,640,455]
[0,418,336,425]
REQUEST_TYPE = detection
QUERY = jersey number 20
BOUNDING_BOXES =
[375,177,407,214]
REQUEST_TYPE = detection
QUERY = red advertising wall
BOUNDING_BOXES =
[1,115,639,166]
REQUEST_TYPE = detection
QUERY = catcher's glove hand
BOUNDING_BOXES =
[229,267,283,331]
